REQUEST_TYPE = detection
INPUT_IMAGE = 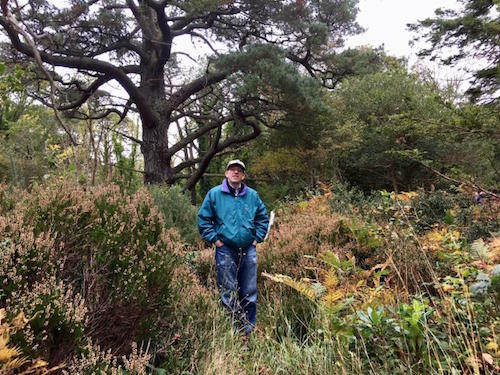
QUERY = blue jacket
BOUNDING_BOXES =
[197,179,269,249]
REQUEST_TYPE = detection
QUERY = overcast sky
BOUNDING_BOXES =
[347,0,458,57]
[73,0,470,113]
[345,0,467,82]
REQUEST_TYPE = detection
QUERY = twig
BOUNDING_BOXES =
[417,160,499,199]
[2,0,79,145]
[103,125,143,145]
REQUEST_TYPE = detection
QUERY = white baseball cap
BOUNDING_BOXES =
[226,159,246,171]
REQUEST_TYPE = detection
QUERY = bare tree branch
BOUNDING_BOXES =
[2,0,79,145]
[0,11,159,128]
[416,160,500,199]
[168,70,229,113]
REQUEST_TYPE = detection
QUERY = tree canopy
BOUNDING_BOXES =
[409,0,500,104]
[0,0,375,189]
[242,62,499,202]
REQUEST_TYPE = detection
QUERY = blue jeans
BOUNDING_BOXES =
[215,244,257,334]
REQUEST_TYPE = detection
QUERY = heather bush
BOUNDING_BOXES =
[9,279,87,362]
[191,247,217,288]
[15,183,184,307]
[259,194,353,279]
[63,340,151,375]
[0,182,217,372]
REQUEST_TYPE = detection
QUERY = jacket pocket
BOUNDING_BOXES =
[216,222,227,241]
[242,220,256,242]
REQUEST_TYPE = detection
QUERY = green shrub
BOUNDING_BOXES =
[393,189,497,241]
[149,184,199,245]
[328,181,371,216]
[0,182,216,371]
[409,190,469,232]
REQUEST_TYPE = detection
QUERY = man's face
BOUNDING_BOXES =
[225,165,245,185]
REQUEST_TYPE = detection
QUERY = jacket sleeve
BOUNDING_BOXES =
[197,192,218,244]
[253,194,269,243]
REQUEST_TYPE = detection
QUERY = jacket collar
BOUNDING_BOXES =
[221,178,248,196]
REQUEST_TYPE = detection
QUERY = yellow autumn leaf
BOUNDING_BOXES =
[323,273,338,289]
[426,230,444,243]
[391,191,418,203]
[489,237,500,263]
[0,346,21,362]
[0,309,5,324]
[296,201,309,210]
[262,273,316,301]
[486,341,498,351]
[27,358,48,369]
[490,237,500,251]
[465,356,480,370]
[356,280,365,288]
[0,334,9,350]
[45,363,67,373]
[0,323,8,336]
[442,284,454,292]
[0,356,27,371]
[321,290,343,305]
[318,205,328,213]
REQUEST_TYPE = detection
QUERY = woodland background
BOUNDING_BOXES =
[0,0,499,374]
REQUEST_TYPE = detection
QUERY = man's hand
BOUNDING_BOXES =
[215,240,224,248]
[252,240,257,246]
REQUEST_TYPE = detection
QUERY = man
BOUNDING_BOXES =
[197,160,269,334]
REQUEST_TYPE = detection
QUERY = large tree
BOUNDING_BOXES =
[0,0,366,189]
[409,0,500,104]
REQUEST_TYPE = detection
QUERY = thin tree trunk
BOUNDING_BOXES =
[87,119,98,185]
[390,163,399,193]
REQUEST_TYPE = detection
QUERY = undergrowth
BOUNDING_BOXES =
[2,181,499,374]
[0,182,219,374]
[256,183,499,374]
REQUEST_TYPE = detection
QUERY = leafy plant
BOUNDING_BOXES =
[149,184,199,245]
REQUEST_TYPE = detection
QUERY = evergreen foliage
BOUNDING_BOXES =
[409,0,500,103]
[0,0,365,188]
[243,62,498,200]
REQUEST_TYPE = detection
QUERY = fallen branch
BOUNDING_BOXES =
[417,160,499,199]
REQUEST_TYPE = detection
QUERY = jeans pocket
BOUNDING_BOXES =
[215,246,232,266]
